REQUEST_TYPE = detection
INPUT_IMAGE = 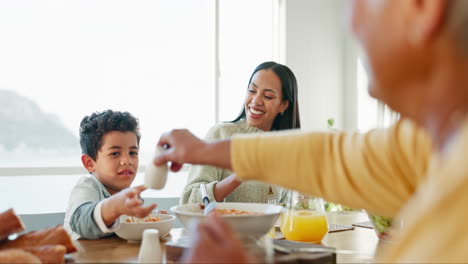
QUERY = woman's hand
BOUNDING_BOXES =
[154,129,233,171]
[181,213,252,263]
[213,174,242,202]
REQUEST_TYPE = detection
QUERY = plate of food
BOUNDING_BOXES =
[170,202,283,239]
[115,213,176,242]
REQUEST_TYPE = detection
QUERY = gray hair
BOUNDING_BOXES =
[448,0,468,54]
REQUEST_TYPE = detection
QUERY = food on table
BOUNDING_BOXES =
[198,203,262,216]
[0,225,77,254]
[0,208,75,264]
[0,209,25,240]
[214,209,263,216]
[126,216,161,223]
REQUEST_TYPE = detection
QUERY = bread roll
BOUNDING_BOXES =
[0,225,77,253]
[0,209,25,240]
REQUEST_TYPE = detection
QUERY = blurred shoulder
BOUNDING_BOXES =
[205,120,262,140]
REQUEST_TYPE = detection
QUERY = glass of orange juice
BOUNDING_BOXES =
[280,191,328,243]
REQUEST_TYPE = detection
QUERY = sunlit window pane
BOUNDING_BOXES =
[0,0,278,214]
[218,0,275,122]
[0,0,214,167]
[0,0,213,213]
[357,57,377,131]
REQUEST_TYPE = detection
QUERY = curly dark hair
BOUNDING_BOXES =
[79,110,141,161]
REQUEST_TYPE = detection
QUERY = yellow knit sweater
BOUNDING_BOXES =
[232,119,468,262]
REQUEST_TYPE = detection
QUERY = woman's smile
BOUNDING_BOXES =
[248,107,265,119]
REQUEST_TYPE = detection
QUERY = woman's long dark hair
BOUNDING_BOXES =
[230,61,300,130]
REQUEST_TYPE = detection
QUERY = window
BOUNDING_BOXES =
[0,0,279,214]
[357,57,398,132]
[218,0,277,122]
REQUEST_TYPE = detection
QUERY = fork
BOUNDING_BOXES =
[266,187,277,205]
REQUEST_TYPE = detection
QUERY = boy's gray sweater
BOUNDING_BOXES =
[64,175,113,239]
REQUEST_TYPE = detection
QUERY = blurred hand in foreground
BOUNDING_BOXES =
[181,212,252,263]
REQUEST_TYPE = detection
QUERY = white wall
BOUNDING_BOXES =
[283,0,358,131]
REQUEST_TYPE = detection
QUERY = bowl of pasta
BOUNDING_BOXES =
[170,202,283,238]
[115,213,176,242]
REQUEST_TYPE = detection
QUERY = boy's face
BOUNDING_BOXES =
[82,131,139,195]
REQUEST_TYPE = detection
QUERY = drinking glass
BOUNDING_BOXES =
[280,191,328,243]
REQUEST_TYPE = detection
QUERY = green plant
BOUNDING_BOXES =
[324,117,353,212]
[368,214,393,239]
[324,202,352,212]
[294,200,309,210]
[327,118,335,128]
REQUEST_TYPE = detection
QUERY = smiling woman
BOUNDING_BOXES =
[181,61,301,205]
[232,61,301,131]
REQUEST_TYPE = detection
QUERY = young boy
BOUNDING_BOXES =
[64,110,157,239]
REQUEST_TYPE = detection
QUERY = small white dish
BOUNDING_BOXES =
[115,213,176,242]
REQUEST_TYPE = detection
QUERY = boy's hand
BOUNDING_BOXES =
[102,185,157,227]
[120,185,157,218]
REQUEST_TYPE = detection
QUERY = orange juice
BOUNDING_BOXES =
[280,210,328,243]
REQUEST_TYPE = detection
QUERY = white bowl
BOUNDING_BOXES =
[170,203,283,238]
[115,213,176,242]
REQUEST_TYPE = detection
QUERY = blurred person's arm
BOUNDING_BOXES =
[378,120,468,262]
[232,119,433,218]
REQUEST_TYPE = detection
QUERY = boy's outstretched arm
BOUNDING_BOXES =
[101,185,157,227]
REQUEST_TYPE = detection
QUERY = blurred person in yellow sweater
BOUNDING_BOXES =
[155,0,468,262]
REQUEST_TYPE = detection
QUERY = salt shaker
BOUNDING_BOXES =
[138,229,162,263]
[144,146,168,189]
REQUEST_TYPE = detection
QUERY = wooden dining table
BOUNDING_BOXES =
[68,211,379,263]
